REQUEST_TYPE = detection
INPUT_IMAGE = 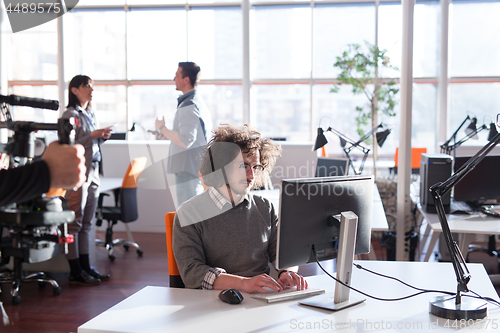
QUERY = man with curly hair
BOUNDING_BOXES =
[173,124,308,293]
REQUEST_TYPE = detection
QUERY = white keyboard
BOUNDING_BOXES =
[251,288,325,303]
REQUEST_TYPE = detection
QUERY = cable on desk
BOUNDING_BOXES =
[468,289,500,308]
[313,252,443,301]
[312,246,500,306]
[352,262,500,307]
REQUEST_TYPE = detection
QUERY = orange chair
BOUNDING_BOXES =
[165,212,184,288]
[394,148,427,174]
[198,171,209,191]
[95,157,147,261]
[45,188,67,198]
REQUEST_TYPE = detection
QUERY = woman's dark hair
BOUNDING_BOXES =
[178,62,201,88]
[67,75,92,109]
[199,124,282,188]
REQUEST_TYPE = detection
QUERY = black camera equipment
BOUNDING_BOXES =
[0,94,76,305]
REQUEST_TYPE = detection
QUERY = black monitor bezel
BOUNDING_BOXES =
[315,157,350,177]
[276,175,373,269]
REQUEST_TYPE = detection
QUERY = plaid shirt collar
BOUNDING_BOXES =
[208,187,249,209]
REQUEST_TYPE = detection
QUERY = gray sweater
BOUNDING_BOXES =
[173,190,278,289]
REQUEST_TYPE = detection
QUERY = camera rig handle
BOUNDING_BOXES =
[0,94,59,110]
[0,94,76,157]
[0,118,76,157]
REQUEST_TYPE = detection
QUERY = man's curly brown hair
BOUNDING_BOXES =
[199,124,282,189]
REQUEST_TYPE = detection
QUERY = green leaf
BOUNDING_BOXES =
[330,40,400,136]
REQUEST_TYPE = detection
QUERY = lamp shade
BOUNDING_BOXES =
[465,117,478,139]
[313,128,328,151]
[339,137,347,148]
[376,129,391,147]
[488,122,499,141]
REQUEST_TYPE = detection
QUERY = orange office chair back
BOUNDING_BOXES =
[122,157,147,188]
[394,147,427,171]
[165,212,184,288]
[95,157,148,261]
[198,171,209,191]
[45,188,67,198]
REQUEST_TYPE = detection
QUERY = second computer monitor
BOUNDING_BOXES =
[453,154,500,204]
[315,157,349,177]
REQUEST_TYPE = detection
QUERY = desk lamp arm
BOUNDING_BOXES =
[343,138,371,176]
[325,127,371,175]
[352,123,383,147]
[440,115,470,152]
[343,146,370,175]
[444,125,488,155]
[326,127,357,147]
[429,130,500,302]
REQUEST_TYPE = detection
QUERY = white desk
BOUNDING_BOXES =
[257,185,389,260]
[416,203,500,262]
[410,181,500,262]
[78,261,500,333]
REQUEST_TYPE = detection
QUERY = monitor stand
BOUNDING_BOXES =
[299,211,366,311]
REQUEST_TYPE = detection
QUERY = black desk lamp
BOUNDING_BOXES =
[440,115,471,154]
[313,123,391,175]
[465,116,479,139]
[488,120,499,141]
[428,113,500,320]
[442,123,488,156]
[440,115,486,156]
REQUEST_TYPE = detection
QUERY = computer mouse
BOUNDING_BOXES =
[218,288,244,304]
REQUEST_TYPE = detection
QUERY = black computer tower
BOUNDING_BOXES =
[420,153,453,213]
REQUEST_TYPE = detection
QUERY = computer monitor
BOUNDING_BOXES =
[109,132,126,140]
[453,155,500,204]
[315,157,349,177]
[276,175,373,310]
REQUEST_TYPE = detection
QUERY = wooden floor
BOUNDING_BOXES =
[1,232,169,333]
[1,232,500,333]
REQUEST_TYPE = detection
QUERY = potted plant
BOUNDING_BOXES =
[330,41,399,177]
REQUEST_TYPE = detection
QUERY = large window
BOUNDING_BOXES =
[128,8,187,80]
[3,0,499,155]
[252,84,310,141]
[63,9,126,80]
[188,7,243,79]
[8,21,58,81]
[252,4,311,79]
[313,3,375,79]
[450,0,500,77]
[448,0,500,146]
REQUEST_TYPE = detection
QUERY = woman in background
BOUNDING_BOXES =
[61,75,112,285]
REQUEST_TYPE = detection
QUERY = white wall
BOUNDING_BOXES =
[99,140,318,233]
[455,145,500,157]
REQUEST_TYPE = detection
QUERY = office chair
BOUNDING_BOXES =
[165,212,184,288]
[0,226,64,305]
[0,190,71,304]
[392,147,427,175]
[467,235,500,268]
[95,157,147,261]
